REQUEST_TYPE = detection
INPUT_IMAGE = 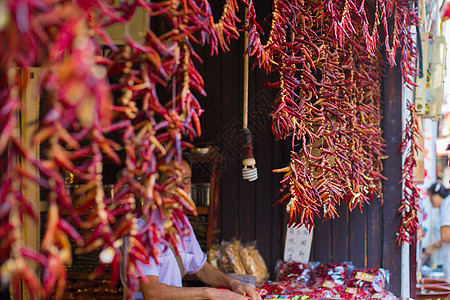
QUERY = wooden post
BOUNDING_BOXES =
[18,67,41,300]
[382,64,403,296]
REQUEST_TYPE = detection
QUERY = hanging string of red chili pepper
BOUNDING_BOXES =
[0,0,242,298]
[397,101,421,245]
[379,0,421,244]
[0,0,421,297]
[242,0,417,231]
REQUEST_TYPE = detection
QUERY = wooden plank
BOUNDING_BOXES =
[238,179,256,241]
[410,236,417,298]
[253,143,275,263]
[367,196,383,268]
[199,1,224,144]
[331,205,349,263]
[270,140,289,276]
[253,146,272,260]
[185,206,208,215]
[0,147,7,300]
[207,157,221,249]
[252,27,280,272]
[349,206,367,268]
[254,112,274,270]
[255,0,290,270]
[219,32,241,240]
[20,68,41,300]
[313,218,331,262]
[381,65,403,296]
[200,35,222,142]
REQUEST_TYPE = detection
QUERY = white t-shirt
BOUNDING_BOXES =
[440,195,450,280]
[132,218,207,299]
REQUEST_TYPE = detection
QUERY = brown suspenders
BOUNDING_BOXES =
[169,244,186,277]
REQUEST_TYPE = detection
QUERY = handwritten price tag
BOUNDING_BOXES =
[283,225,313,263]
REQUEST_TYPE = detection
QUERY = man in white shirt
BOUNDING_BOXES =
[424,182,450,280]
[124,156,261,300]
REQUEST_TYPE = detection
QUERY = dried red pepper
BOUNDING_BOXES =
[243,0,416,231]
[397,101,421,245]
[0,0,421,298]
[0,0,243,298]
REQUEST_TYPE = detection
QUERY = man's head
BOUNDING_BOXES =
[158,155,192,196]
[427,182,446,208]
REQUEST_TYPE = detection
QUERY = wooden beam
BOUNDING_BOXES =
[381,63,403,297]
[19,67,41,300]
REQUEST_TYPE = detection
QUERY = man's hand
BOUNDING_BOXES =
[194,262,262,300]
[206,287,250,300]
[424,240,442,256]
[230,281,262,300]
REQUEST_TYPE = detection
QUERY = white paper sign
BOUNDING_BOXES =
[283,225,313,263]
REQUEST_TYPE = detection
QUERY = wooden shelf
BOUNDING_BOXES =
[185,206,208,215]
[66,272,112,280]
[188,147,222,251]
[190,147,221,163]
[197,206,208,215]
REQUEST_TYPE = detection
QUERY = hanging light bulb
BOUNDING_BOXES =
[241,128,258,181]
[241,7,257,182]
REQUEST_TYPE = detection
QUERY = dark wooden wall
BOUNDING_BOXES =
[195,1,405,297]
[195,0,288,279]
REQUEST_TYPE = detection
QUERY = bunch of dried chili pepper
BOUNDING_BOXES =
[1,2,111,297]
[242,0,417,231]
[241,0,388,228]
[0,0,244,298]
[397,101,421,245]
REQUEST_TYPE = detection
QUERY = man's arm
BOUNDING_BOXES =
[139,275,251,300]
[194,262,262,300]
[424,226,450,258]
[441,226,450,243]
[140,276,208,300]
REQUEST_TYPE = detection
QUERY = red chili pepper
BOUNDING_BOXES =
[396,100,422,245]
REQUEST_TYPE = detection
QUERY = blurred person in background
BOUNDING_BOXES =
[423,182,450,280]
